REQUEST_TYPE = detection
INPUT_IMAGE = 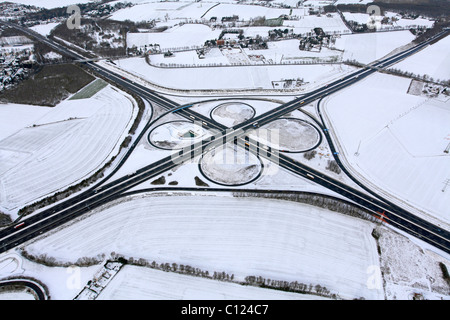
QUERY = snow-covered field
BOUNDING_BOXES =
[342,12,434,30]
[113,56,353,92]
[0,84,136,216]
[322,72,450,228]
[392,35,450,81]
[127,24,222,51]
[200,3,300,21]
[4,0,95,9]
[30,22,60,36]
[21,193,383,300]
[110,1,218,22]
[333,30,416,63]
[283,13,350,34]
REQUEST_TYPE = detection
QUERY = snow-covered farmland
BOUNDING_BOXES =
[333,30,416,63]
[283,13,350,34]
[127,24,222,51]
[201,3,298,21]
[0,103,51,141]
[22,193,383,300]
[391,35,450,82]
[110,1,217,22]
[113,56,353,92]
[0,84,137,216]
[322,72,450,228]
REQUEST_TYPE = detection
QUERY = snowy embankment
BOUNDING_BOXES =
[0,84,137,216]
[23,193,383,300]
[322,72,450,228]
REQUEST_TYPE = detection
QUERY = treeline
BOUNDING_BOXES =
[233,191,381,223]
[325,1,450,18]
[412,19,450,44]
[113,253,235,281]
[21,248,106,267]
[0,210,12,227]
[23,0,116,22]
[244,275,343,299]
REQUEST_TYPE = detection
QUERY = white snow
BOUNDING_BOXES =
[0,85,136,215]
[113,56,353,91]
[333,30,416,63]
[0,103,51,141]
[283,13,350,34]
[201,3,294,21]
[392,35,450,82]
[30,22,60,36]
[127,24,221,51]
[322,72,450,228]
[22,193,383,300]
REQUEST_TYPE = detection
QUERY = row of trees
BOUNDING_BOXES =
[111,252,235,282]
[20,249,106,267]
[244,275,342,299]
[233,191,381,223]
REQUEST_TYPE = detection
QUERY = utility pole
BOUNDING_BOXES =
[354,140,361,156]
[442,179,450,192]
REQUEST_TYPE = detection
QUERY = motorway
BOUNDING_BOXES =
[0,21,449,255]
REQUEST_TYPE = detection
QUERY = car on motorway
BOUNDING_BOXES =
[14,222,25,229]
